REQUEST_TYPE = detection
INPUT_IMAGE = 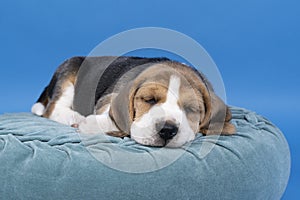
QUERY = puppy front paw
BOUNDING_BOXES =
[50,109,85,126]
[75,115,104,134]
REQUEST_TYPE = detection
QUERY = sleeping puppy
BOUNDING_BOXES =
[31,56,235,147]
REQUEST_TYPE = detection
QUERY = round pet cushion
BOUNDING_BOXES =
[0,107,290,200]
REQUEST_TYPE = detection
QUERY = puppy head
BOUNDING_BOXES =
[110,62,235,147]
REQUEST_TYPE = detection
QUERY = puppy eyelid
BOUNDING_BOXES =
[184,105,199,113]
[144,97,157,105]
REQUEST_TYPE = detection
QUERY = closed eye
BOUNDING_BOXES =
[143,97,158,105]
[184,105,200,114]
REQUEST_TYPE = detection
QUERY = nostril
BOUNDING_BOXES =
[158,123,178,140]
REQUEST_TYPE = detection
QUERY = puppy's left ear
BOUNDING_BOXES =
[199,92,235,135]
[109,81,136,135]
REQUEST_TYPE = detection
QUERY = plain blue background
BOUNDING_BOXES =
[0,0,299,199]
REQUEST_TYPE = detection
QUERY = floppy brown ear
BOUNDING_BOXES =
[109,81,136,135]
[199,92,235,135]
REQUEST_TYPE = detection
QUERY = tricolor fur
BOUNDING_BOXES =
[32,56,235,147]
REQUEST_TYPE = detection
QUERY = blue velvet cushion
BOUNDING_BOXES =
[0,107,290,200]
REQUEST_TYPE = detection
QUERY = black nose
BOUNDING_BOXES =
[157,121,178,140]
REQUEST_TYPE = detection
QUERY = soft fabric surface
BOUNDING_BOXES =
[0,107,290,200]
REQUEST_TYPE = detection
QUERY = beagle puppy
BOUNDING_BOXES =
[32,56,235,147]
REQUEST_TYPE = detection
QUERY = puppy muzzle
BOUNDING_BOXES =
[156,120,179,141]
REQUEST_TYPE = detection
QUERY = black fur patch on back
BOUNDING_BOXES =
[94,56,170,104]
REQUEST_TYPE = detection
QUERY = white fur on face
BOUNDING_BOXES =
[130,75,195,147]
[49,83,85,125]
